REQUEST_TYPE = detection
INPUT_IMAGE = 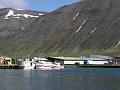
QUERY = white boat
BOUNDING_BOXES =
[23,60,35,70]
[35,61,64,70]
[23,57,64,70]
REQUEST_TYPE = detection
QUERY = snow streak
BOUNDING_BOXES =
[73,12,79,20]
[115,41,120,47]
[75,19,88,33]
[88,28,97,37]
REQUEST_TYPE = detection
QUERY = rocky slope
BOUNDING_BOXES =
[1,0,120,57]
[0,8,45,40]
[0,8,46,56]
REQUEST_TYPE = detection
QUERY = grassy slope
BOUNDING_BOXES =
[0,47,119,58]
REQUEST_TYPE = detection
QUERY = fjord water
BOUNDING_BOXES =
[0,68,120,90]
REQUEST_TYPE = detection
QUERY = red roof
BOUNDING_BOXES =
[113,56,120,58]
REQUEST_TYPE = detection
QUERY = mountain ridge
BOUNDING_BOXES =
[0,0,120,57]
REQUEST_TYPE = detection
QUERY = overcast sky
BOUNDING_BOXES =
[0,0,80,12]
[0,0,28,9]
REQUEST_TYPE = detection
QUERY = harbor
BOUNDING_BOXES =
[75,64,120,68]
[0,55,120,69]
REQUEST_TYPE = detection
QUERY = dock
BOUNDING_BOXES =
[0,65,23,69]
[78,65,120,68]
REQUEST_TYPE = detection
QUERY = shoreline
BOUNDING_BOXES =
[0,64,120,69]
[65,64,120,68]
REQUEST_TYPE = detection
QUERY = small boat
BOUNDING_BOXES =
[35,61,64,70]
[23,60,35,70]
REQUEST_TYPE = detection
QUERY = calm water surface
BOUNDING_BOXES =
[0,68,120,90]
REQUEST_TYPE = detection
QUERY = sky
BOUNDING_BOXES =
[0,0,80,12]
[29,0,80,12]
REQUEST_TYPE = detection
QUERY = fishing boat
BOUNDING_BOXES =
[23,60,35,70]
[35,61,64,70]
[23,57,64,70]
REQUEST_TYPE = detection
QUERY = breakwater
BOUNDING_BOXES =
[0,65,23,69]
[77,64,120,68]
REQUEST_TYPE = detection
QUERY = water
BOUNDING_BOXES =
[0,68,120,90]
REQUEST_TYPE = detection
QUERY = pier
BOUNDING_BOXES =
[0,65,23,69]
[77,64,120,68]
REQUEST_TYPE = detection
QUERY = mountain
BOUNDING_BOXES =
[0,8,45,40]
[0,8,46,56]
[1,0,120,57]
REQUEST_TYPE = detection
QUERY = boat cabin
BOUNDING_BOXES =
[45,57,64,65]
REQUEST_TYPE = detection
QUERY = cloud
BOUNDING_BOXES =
[0,0,28,9]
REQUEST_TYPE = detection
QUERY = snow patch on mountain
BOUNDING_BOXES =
[88,28,97,37]
[75,19,88,33]
[4,9,43,19]
[23,14,39,18]
[14,8,24,11]
[38,13,44,16]
[73,12,79,20]
[115,41,120,47]
[5,9,14,17]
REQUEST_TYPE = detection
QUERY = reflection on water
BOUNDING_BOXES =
[0,68,120,90]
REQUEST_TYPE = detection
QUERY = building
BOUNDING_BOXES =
[81,57,108,65]
[112,56,120,64]
[46,57,64,65]
[52,55,112,65]
[0,56,12,65]
[52,57,83,65]
[85,55,112,65]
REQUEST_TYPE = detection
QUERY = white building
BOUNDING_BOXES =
[54,55,111,65]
